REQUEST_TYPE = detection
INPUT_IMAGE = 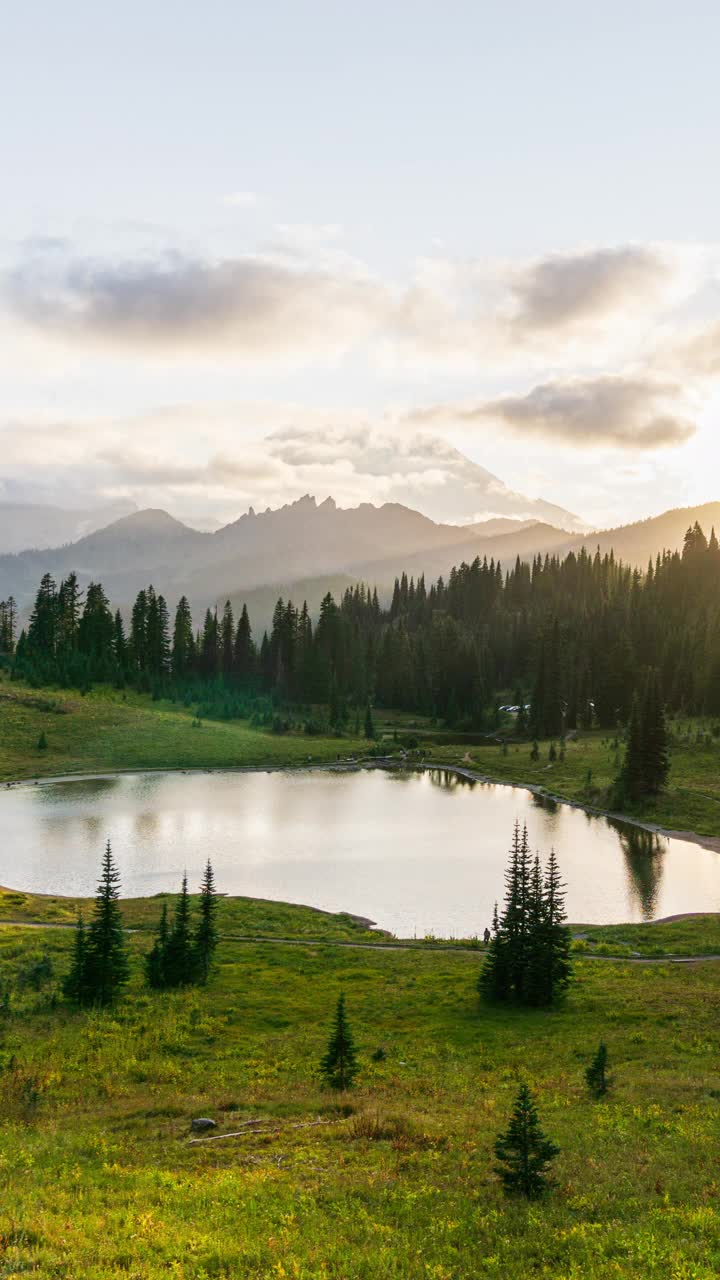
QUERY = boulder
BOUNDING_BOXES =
[191,1117,216,1134]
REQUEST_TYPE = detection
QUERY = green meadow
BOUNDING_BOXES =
[0,902,718,1278]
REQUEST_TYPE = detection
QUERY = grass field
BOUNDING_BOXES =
[0,901,719,1277]
[3,673,720,839]
[0,677,369,780]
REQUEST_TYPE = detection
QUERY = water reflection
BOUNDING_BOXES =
[1,767,717,934]
[609,819,666,920]
[425,768,477,791]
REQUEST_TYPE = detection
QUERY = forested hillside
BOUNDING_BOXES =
[3,521,719,735]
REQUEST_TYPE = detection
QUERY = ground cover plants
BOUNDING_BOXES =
[0,896,718,1277]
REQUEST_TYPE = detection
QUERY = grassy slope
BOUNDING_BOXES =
[0,679,368,780]
[0,887,383,941]
[0,913,719,1277]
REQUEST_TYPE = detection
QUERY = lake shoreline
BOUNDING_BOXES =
[4,756,720,857]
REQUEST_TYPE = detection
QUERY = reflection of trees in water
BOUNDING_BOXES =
[36,777,119,807]
[531,792,558,815]
[609,819,666,920]
[425,769,476,792]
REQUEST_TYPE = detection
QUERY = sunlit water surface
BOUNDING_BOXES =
[3,768,720,935]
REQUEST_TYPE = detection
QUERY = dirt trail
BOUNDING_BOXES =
[0,919,717,963]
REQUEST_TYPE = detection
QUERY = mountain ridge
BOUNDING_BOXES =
[2,496,719,633]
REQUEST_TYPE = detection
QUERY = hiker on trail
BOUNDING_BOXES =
[483,927,491,945]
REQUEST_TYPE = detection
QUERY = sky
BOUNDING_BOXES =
[2,0,720,529]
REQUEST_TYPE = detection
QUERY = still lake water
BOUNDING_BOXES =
[3,767,720,935]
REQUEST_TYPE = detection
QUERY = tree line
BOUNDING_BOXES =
[5,521,717,744]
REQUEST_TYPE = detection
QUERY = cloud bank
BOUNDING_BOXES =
[1,240,699,372]
[4,252,391,359]
[408,376,696,451]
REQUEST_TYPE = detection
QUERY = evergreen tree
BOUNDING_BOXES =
[113,609,128,671]
[0,597,17,655]
[480,822,529,1002]
[77,582,115,672]
[640,669,669,795]
[319,993,359,1090]
[233,603,255,683]
[57,572,83,657]
[494,1083,559,1199]
[585,1041,610,1097]
[145,903,169,989]
[163,875,195,986]
[616,694,643,801]
[220,601,235,679]
[82,841,129,1007]
[193,860,219,983]
[27,573,58,661]
[480,825,571,1008]
[537,848,572,1006]
[200,609,219,678]
[616,673,669,802]
[145,587,170,678]
[172,597,195,680]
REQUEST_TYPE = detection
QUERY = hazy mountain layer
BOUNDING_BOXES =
[2,495,718,633]
[0,500,137,554]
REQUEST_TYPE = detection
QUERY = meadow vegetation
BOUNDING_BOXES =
[0,901,718,1276]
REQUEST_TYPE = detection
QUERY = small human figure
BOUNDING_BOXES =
[483,927,491,945]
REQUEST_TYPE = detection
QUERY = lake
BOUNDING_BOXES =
[3,767,720,936]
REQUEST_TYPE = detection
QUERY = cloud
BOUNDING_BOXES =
[0,239,697,372]
[0,411,582,527]
[408,376,696,450]
[509,246,671,331]
[3,250,392,359]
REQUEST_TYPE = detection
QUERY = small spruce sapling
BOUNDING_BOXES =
[586,1041,610,1098]
[320,993,359,1090]
[494,1082,559,1199]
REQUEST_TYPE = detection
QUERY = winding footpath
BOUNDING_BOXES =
[0,918,717,963]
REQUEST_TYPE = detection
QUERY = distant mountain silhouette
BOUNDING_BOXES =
[0,496,572,616]
[0,499,137,554]
[2,495,719,631]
